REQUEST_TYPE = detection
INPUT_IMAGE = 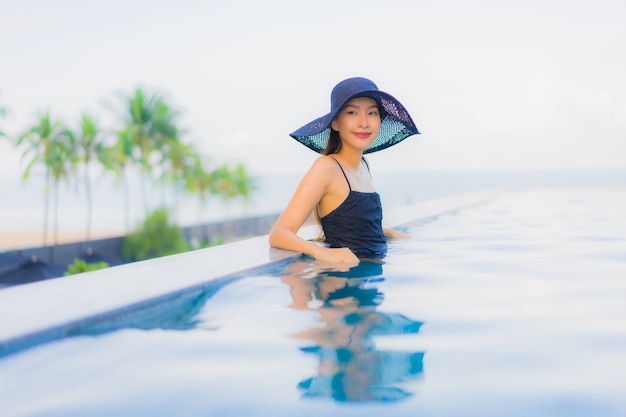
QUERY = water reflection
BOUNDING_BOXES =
[281,258,424,402]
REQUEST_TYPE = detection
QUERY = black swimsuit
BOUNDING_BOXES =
[319,158,387,259]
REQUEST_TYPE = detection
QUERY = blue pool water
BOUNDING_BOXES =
[0,187,625,416]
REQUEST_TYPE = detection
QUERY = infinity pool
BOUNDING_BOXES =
[0,188,625,416]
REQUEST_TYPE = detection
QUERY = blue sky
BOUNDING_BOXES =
[1,0,625,180]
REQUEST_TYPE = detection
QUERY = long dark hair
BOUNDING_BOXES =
[321,128,341,155]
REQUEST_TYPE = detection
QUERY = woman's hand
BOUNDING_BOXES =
[384,227,412,239]
[312,245,360,265]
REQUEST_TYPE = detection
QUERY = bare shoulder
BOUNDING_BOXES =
[303,156,340,181]
[291,156,341,200]
[310,155,339,171]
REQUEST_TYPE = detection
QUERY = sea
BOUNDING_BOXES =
[1,169,625,242]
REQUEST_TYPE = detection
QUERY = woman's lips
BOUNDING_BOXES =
[353,132,371,139]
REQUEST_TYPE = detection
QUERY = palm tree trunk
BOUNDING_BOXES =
[173,184,181,224]
[43,170,50,247]
[141,173,149,214]
[53,181,59,246]
[85,165,92,243]
[123,172,130,233]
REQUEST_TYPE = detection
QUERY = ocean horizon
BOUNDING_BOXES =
[1,168,625,238]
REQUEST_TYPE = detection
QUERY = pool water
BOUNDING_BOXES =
[0,188,625,416]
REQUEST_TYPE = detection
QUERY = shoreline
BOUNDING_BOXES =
[0,230,126,252]
[0,213,284,254]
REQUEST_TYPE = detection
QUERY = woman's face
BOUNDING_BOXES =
[331,97,381,151]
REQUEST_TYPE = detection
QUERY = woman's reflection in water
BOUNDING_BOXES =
[281,257,424,402]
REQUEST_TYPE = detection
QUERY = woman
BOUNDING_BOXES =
[269,77,419,263]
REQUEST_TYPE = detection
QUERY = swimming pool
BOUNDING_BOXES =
[0,188,624,416]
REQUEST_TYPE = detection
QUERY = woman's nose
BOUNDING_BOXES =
[358,113,369,128]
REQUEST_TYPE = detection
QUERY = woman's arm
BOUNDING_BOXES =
[269,157,359,263]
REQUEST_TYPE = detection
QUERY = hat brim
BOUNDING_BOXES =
[290,91,420,154]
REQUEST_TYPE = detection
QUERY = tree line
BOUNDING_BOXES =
[0,87,254,248]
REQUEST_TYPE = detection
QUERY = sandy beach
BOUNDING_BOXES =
[0,230,126,252]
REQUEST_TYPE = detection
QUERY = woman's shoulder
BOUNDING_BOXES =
[300,156,342,188]
[309,155,341,173]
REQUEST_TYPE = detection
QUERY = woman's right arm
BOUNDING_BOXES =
[269,157,359,264]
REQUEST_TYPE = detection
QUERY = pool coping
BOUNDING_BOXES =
[0,190,498,358]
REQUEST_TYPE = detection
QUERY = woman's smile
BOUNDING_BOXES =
[330,97,382,151]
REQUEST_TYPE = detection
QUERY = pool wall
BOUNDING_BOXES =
[0,191,497,359]
[0,212,283,286]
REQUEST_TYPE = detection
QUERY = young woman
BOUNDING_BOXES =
[269,77,419,263]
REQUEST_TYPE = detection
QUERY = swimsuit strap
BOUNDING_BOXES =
[329,156,352,191]
[362,156,372,179]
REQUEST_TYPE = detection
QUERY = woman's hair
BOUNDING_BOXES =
[315,127,341,238]
[321,128,341,155]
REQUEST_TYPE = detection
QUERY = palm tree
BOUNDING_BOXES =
[120,88,182,212]
[231,163,255,201]
[159,138,195,222]
[214,162,255,204]
[47,130,77,245]
[184,155,217,224]
[208,162,256,240]
[16,112,67,246]
[122,88,156,210]
[98,130,133,232]
[67,114,106,242]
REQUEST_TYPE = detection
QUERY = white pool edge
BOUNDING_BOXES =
[0,190,499,355]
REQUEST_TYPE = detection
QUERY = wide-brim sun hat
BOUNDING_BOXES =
[290,77,420,154]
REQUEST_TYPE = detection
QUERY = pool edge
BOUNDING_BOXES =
[0,190,499,359]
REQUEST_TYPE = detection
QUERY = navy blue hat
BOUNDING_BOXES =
[290,77,420,154]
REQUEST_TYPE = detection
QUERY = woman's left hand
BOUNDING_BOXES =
[383,227,412,239]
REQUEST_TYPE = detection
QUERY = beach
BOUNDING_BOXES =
[0,230,126,252]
